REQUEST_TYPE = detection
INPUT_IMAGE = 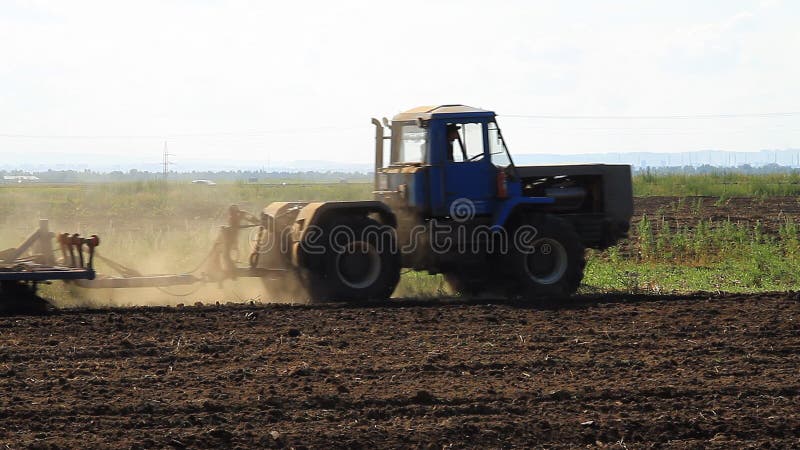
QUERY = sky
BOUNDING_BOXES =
[1,0,799,169]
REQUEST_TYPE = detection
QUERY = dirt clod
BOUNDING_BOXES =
[286,328,301,337]
[411,389,438,404]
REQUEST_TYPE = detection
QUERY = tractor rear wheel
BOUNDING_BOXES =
[305,216,400,302]
[505,215,585,300]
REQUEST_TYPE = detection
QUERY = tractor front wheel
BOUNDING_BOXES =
[505,215,585,300]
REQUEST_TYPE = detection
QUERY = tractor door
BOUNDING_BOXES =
[442,122,495,217]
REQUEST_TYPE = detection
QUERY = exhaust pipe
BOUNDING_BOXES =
[371,118,384,188]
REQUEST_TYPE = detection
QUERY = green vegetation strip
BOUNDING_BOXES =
[634,171,800,197]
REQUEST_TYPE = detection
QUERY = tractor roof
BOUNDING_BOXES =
[392,105,496,122]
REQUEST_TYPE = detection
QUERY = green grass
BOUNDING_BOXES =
[583,215,800,293]
[583,254,798,294]
[396,272,448,298]
[633,171,800,197]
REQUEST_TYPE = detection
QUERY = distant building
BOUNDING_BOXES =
[3,175,40,183]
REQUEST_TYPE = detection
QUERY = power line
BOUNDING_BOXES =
[501,111,800,120]
[0,125,362,140]
[0,133,165,139]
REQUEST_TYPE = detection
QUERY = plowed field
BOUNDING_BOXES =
[1,293,798,448]
[634,196,800,233]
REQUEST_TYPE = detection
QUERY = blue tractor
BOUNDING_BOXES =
[251,105,632,301]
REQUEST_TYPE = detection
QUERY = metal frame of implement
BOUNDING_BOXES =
[0,218,281,299]
[0,220,96,284]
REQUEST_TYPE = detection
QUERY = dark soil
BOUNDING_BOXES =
[634,196,800,233]
[1,293,798,448]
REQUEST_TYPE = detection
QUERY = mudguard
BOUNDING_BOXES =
[491,196,555,230]
[292,201,397,243]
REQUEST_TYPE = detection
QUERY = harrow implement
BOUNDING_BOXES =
[0,220,97,311]
[0,213,284,312]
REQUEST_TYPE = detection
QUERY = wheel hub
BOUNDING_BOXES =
[335,241,381,289]
[524,237,568,285]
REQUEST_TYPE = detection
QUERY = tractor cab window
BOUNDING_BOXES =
[397,124,427,163]
[488,121,514,169]
[447,122,485,162]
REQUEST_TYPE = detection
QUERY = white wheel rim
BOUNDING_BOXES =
[334,241,381,289]
[524,237,568,285]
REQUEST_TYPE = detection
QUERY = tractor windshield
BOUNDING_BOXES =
[488,121,516,173]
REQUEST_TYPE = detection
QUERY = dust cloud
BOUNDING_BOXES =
[0,182,312,308]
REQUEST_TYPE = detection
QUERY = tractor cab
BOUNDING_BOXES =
[374,105,518,219]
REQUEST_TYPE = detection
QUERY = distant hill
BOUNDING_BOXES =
[1,149,798,172]
[512,149,800,168]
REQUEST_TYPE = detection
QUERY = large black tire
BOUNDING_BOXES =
[504,215,585,300]
[0,281,51,315]
[304,216,401,302]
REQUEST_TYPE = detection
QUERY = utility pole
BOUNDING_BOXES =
[162,141,174,181]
